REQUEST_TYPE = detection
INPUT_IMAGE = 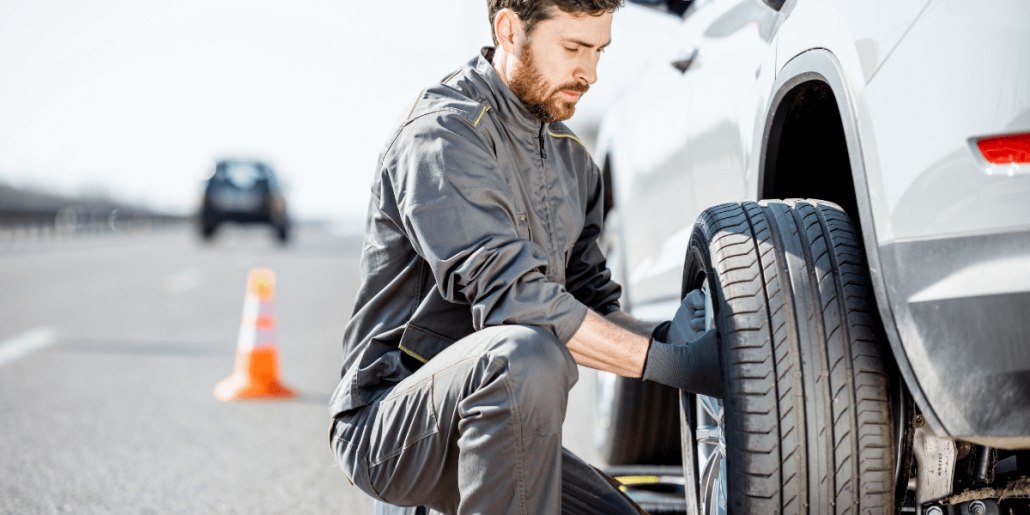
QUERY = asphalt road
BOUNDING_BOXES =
[0,224,605,514]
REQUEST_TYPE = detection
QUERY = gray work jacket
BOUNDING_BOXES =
[329,47,621,417]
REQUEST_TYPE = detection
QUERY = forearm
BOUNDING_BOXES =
[604,310,662,337]
[565,293,723,397]
[566,309,650,378]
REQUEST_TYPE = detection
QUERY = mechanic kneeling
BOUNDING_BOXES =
[328,2,722,513]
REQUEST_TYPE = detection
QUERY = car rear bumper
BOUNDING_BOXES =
[880,225,1030,446]
[202,208,276,226]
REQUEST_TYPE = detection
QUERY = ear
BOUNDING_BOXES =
[494,8,523,56]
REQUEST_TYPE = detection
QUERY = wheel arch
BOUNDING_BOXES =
[757,48,946,435]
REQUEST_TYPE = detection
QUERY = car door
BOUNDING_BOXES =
[614,1,724,311]
[612,36,696,309]
[616,0,777,310]
[683,0,779,213]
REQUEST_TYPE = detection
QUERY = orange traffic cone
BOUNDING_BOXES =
[214,268,296,401]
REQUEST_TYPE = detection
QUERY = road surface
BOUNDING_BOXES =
[0,225,605,514]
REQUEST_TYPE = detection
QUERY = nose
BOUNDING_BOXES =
[575,53,598,85]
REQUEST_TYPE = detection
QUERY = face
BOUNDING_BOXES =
[508,9,612,123]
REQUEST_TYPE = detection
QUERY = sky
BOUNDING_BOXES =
[0,1,679,220]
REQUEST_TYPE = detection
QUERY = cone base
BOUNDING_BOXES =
[213,347,296,401]
[214,372,296,401]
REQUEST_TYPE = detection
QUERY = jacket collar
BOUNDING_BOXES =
[468,47,545,136]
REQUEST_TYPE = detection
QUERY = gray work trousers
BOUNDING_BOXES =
[329,325,641,515]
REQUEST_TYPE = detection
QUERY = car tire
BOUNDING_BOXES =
[596,373,682,465]
[201,222,217,240]
[680,199,895,514]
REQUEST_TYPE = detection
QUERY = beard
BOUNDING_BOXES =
[509,43,589,123]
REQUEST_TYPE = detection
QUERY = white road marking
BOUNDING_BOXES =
[164,266,204,294]
[0,327,59,368]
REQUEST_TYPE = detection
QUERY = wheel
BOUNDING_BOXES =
[679,200,895,514]
[594,208,681,465]
[678,279,727,515]
[201,222,217,240]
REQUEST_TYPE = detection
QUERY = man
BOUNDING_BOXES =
[329,1,722,513]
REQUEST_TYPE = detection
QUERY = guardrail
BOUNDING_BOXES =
[0,206,190,244]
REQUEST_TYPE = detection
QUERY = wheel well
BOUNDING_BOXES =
[761,80,864,246]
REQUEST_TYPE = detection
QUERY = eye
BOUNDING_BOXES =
[564,46,578,53]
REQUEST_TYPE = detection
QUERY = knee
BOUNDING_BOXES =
[483,325,577,392]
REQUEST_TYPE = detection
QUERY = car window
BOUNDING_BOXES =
[259,164,279,188]
[223,162,264,189]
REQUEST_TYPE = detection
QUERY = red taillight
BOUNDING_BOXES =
[976,132,1030,164]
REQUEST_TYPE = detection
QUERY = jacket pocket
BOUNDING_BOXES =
[398,323,455,364]
[516,212,532,241]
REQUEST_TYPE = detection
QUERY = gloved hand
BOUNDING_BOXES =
[642,289,723,398]
[653,288,707,344]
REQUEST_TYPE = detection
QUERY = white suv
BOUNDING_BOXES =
[592,1,1030,513]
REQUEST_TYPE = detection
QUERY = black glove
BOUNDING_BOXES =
[642,290,723,398]
[669,288,707,344]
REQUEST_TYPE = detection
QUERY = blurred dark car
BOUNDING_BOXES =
[200,160,289,242]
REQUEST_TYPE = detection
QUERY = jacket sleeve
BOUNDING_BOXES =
[380,113,588,344]
[565,160,622,316]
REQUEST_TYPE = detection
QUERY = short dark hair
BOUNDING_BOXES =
[488,0,623,46]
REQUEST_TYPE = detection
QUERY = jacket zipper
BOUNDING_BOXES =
[538,123,547,159]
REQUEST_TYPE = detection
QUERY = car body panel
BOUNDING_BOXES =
[858,0,1030,440]
[600,0,1030,440]
[776,0,932,90]
[211,188,264,212]
[862,0,1030,241]
[880,228,1030,440]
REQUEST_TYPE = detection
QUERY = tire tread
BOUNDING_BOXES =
[693,200,893,515]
